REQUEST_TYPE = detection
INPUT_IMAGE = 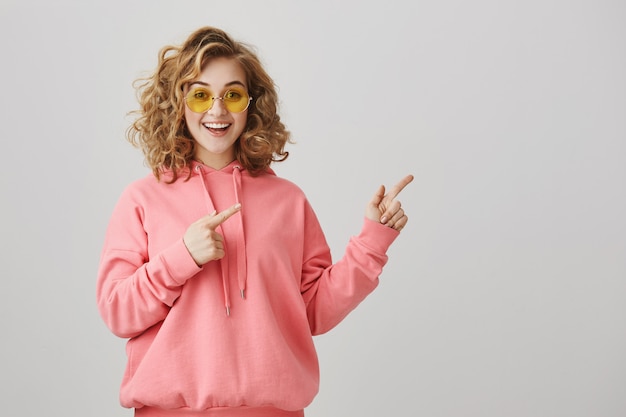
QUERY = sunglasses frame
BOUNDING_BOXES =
[185,87,253,114]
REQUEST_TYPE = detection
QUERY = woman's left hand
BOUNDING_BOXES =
[366,174,414,232]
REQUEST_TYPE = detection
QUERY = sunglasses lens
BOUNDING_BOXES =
[186,88,213,113]
[185,87,251,113]
[223,88,250,113]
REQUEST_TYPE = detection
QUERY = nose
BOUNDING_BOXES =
[207,97,228,115]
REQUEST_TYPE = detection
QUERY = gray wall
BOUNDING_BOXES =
[1,1,625,416]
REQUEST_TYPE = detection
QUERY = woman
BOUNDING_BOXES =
[97,26,413,417]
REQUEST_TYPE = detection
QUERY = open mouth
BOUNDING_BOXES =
[203,122,231,134]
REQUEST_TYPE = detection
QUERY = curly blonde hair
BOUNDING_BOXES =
[127,26,291,182]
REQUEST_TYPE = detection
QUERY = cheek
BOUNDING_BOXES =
[183,109,203,142]
[184,108,201,128]
[234,112,248,131]
[184,107,193,123]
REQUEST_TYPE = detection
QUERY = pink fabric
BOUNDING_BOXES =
[97,161,398,414]
[135,405,304,417]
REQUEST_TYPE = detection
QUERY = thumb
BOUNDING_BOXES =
[369,184,385,208]
[365,185,386,223]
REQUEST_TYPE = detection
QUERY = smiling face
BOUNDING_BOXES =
[184,57,249,170]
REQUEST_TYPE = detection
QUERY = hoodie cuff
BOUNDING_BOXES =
[356,217,400,255]
[160,238,203,286]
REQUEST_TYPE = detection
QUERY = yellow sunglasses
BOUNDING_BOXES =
[185,87,252,113]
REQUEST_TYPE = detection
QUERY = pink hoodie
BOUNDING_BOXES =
[97,160,399,416]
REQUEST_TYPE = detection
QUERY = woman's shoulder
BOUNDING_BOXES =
[253,169,307,197]
[116,172,173,203]
[123,172,162,190]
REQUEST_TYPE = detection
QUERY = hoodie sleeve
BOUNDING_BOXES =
[96,186,201,339]
[300,203,399,335]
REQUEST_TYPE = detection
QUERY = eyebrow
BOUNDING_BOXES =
[188,80,246,89]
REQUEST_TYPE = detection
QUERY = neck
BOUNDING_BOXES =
[195,157,236,171]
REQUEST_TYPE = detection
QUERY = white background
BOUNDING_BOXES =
[1,1,625,416]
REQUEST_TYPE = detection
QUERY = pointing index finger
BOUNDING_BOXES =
[207,203,242,229]
[385,174,414,201]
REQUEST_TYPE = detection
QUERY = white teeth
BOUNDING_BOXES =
[204,123,230,129]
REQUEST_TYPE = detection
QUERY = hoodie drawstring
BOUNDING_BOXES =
[232,166,247,300]
[195,164,247,316]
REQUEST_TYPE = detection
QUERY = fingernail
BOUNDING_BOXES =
[235,203,241,209]
[380,216,388,224]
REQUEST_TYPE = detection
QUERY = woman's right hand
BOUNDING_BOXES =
[365,175,413,232]
[183,203,242,266]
